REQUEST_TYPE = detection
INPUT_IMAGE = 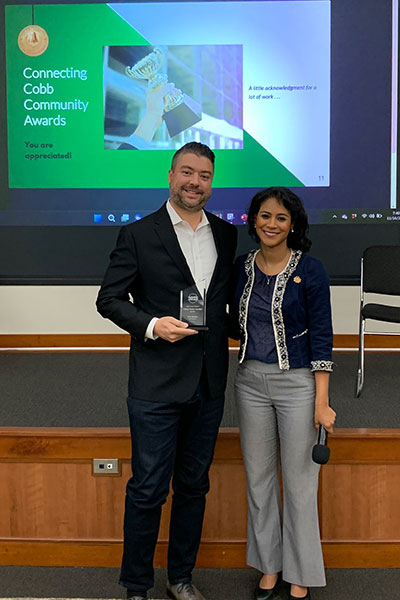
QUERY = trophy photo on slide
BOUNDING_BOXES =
[103,43,243,151]
[126,46,202,138]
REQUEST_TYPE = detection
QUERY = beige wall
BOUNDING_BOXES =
[1,286,115,335]
[3,284,399,336]
[1,285,400,336]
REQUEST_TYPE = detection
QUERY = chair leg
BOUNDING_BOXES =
[356,318,365,397]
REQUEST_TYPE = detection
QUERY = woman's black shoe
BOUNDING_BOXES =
[289,590,310,600]
[255,572,282,600]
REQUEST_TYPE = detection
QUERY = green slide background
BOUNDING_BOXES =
[6,3,303,189]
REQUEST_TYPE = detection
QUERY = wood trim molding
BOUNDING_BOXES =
[0,539,123,568]
[328,429,400,464]
[0,427,399,463]
[333,334,400,349]
[0,539,399,568]
[322,542,400,568]
[1,333,399,350]
[0,334,130,349]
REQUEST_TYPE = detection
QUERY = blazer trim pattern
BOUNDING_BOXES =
[310,359,333,372]
[238,249,257,362]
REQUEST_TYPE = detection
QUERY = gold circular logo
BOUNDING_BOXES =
[18,25,49,57]
[293,276,302,284]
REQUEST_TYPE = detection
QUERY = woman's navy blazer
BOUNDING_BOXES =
[231,249,333,372]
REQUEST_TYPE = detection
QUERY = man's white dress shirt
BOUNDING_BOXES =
[145,200,217,339]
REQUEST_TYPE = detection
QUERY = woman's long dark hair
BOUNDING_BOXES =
[247,187,312,252]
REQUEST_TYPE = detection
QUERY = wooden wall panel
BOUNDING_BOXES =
[321,465,400,540]
[0,427,399,568]
[202,463,247,540]
[0,461,126,539]
[0,456,247,543]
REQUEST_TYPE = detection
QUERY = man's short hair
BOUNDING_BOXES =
[171,142,215,170]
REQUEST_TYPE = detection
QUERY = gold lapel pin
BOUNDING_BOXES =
[293,276,301,283]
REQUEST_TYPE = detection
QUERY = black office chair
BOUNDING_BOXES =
[356,246,400,397]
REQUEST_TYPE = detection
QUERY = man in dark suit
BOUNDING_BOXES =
[96,142,237,600]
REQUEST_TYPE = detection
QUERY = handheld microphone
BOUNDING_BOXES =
[312,426,330,464]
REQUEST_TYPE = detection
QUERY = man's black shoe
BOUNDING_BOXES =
[127,590,147,600]
[167,581,206,600]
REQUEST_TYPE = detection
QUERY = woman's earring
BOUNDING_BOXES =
[291,228,294,233]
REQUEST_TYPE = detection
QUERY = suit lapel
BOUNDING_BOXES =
[207,212,228,299]
[154,204,195,285]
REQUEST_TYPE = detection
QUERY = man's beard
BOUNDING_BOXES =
[170,186,211,213]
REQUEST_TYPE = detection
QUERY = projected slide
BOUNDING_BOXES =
[5,1,330,189]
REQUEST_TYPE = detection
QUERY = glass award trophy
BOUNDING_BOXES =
[179,285,208,331]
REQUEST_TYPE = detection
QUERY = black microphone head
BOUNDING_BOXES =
[312,443,330,465]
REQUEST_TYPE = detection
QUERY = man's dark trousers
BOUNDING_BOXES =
[119,371,224,593]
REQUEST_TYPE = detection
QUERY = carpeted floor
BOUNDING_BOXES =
[1,352,400,428]
[0,567,399,600]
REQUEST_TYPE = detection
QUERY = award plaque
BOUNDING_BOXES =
[180,286,208,331]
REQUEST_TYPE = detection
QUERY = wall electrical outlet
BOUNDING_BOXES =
[93,458,119,474]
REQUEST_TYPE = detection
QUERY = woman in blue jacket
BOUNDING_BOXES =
[232,187,336,600]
